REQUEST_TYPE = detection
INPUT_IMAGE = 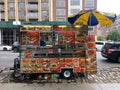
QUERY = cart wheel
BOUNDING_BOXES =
[61,69,73,79]
[14,69,20,78]
[26,74,30,80]
[19,74,25,80]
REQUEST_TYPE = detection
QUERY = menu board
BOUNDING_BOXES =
[20,31,40,45]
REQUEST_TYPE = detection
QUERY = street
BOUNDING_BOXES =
[0,51,19,69]
[0,51,119,69]
[97,52,120,69]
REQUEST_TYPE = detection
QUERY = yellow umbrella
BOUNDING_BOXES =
[68,9,116,26]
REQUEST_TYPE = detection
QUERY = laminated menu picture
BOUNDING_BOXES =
[58,32,75,44]
[76,36,86,43]
[20,58,44,73]
[86,49,96,57]
[72,58,79,67]
[23,50,33,58]
[86,61,97,75]
[64,58,72,67]
[53,26,79,31]
[20,31,40,45]
[86,42,96,49]
[86,35,95,42]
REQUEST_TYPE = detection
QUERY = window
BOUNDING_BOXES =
[40,32,53,45]
[19,11,25,16]
[28,3,38,9]
[0,3,4,10]
[9,11,15,16]
[56,9,65,15]
[56,1,65,7]
[85,0,94,7]
[18,2,25,8]
[96,42,104,45]
[56,18,65,21]
[70,9,80,14]
[41,2,49,7]
[1,13,4,18]
[70,0,80,5]
[29,12,38,18]
[42,10,48,16]
[2,29,14,45]
[8,2,14,8]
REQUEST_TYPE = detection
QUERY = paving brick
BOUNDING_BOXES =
[0,67,120,83]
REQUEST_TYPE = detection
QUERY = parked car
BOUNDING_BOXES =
[95,41,106,51]
[0,44,12,51]
[101,42,120,62]
[12,41,20,52]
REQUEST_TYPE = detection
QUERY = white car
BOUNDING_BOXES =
[0,44,12,51]
[95,41,106,51]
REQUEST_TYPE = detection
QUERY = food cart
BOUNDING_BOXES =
[14,23,97,80]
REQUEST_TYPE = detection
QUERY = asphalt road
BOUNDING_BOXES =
[97,51,120,69]
[0,51,120,69]
[0,51,19,69]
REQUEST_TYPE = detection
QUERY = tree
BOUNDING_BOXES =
[97,36,105,41]
[107,29,120,41]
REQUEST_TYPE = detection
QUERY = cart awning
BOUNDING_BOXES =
[0,21,71,29]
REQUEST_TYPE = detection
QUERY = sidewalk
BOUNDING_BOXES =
[87,67,120,83]
[0,83,120,90]
[0,67,120,90]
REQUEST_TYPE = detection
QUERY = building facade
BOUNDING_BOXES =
[52,0,68,21]
[0,0,97,45]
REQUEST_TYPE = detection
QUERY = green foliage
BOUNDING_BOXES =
[97,36,105,41]
[107,29,120,41]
